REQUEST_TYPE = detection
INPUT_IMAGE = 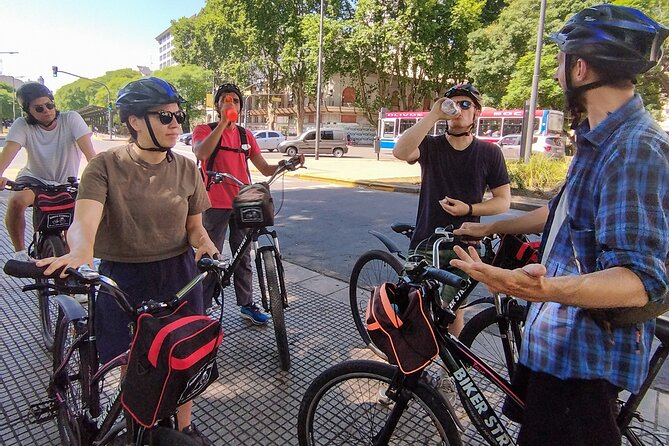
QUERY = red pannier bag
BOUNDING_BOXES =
[365,282,438,374]
[122,301,223,428]
[492,234,541,270]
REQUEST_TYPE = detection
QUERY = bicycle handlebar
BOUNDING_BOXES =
[423,266,468,289]
[206,155,304,188]
[4,177,79,193]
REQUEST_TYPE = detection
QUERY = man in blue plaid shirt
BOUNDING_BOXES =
[452,5,669,445]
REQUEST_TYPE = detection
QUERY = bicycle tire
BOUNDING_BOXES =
[37,234,67,352]
[261,248,291,371]
[297,359,462,446]
[53,310,91,446]
[349,250,404,346]
[458,303,526,382]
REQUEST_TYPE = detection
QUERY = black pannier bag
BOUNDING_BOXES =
[232,182,274,228]
[33,190,77,231]
[122,301,223,428]
[492,234,540,270]
[366,282,438,374]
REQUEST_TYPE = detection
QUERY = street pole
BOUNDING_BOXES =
[314,0,325,161]
[522,0,547,163]
[55,69,113,140]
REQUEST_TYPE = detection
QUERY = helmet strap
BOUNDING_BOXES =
[136,116,174,162]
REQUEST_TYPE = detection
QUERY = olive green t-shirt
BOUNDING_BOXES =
[78,144,211,263]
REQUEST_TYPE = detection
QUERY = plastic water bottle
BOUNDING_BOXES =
[223,96,238,121]
[441,98,461,118]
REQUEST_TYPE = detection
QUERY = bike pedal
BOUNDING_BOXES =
[29,400,57,423]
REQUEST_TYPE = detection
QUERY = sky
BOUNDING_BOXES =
[0,0,206,92]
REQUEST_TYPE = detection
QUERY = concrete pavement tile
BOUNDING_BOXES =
[296,273,347,296]
[282,261,320,284]
[324,286,349,305]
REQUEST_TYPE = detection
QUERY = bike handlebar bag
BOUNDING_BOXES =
[492,234,540,270]
[33,190,77,232]
[366,282,438,374]
[232,182,274,228]
[122,301,223,428]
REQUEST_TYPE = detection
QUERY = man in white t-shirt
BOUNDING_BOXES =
[0,83,96,260]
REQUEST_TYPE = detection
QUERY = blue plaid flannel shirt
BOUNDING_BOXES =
[519,95,669,393]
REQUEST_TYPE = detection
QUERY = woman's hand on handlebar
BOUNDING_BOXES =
[194,240,219,262]
[454,222,492,238]
[36,252,94,278]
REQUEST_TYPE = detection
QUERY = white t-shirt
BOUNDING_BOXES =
[6,111,91,184]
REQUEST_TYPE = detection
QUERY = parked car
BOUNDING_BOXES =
[179,132,193,145]
[496,134,565,158]
[252,130,286,152]
[277,129,350,158]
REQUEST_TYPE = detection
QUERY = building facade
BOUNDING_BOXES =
[155,28,177,69]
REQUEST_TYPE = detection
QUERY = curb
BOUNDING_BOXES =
[295,173,546,211]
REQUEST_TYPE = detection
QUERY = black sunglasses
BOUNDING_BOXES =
[147,110,187,125]
[33,102,55,113]
[455,100,474,110]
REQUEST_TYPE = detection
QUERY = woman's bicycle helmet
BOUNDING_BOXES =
[116,77,186,159]
[549,4,668,76]
[444,83,483,109]
[116,77,186,123]
[214,83,244,110]
[16,83,54,112]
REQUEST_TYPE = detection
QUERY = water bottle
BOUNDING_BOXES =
[223,96,238,122]
[441,98,461,118]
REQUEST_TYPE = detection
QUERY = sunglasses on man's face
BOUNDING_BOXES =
[454,100,474,110]
[33,102,55,113]
[147,110,187,125]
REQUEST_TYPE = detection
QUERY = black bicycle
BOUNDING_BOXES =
[3,256,233,446]
[5,177,79,352]
[205,155,303,371]
[350,224,528,380]
[301,228,669,445]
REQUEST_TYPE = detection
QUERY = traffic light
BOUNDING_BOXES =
[52,66,58,77]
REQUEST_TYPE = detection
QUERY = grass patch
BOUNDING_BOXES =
[506,155,570,199]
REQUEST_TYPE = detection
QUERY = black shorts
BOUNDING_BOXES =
[515,364,622,446]
[94,250,204,364]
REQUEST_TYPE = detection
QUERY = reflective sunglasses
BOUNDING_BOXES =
[455,100,474,110]
[33,102,55,113]
[147,110,187,125]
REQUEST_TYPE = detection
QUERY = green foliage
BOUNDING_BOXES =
[152,64,213,132]
[54,68,142,111]
[0,83,16,121]
[501,48,563,110]
[506,155,568,191]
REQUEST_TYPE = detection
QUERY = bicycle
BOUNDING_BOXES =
[350,224,529,380]
[300,227,669,445]
[4,177,79,352]
[3,255,232,445]
[205,154,303,371]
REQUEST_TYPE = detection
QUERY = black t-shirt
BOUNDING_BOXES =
[409,135,510,249]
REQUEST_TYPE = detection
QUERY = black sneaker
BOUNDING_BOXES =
[181,423,214,446]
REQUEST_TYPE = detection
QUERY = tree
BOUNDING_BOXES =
[0,83,16,122]
[152,64,214,132]
[55,69,142,112]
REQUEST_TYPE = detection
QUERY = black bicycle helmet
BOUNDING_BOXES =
[116,77,186,160]
[16,83,54,112]
[549,4,669,75]
[116,77,186,123]
[444,83,483,109]
[214,83,244,110]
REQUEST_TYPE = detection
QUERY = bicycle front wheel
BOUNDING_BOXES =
[349,250,404,346]
[261,248,290,371]
[53,312,91,446]
[37,234,67,352]
[458,303,526,382]
[297,360,461,446]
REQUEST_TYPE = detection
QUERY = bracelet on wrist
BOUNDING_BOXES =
[466,203,473,217]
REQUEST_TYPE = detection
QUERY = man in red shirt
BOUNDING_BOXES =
[192,83,283,325]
